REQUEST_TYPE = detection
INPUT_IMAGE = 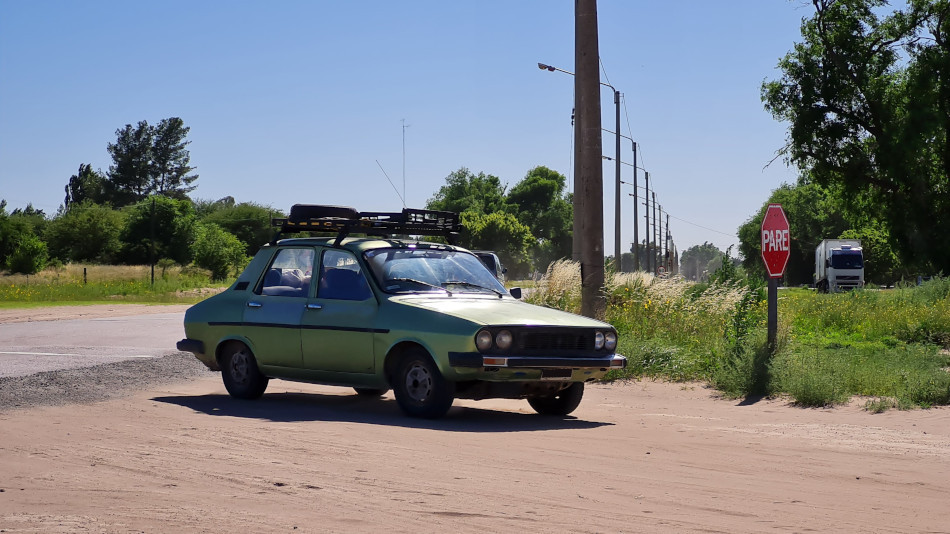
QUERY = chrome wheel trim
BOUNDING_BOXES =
[404,362,433,402]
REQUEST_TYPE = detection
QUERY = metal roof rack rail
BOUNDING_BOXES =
[271,205,461,246]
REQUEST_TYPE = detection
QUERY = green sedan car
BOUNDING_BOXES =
[177,206,625,418]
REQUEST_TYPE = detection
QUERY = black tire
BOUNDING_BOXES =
[220,342,269,399]
[354,387,389,397]
[527,382,585,416]
[289,204,358,222]
[392,349,455,419]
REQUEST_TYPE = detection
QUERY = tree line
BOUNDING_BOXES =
[0,117,576,280]
[0,117,270,280]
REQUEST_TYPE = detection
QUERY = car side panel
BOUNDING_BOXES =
[240,295,305,368]
[373,299,481,380]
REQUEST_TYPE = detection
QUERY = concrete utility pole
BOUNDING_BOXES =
[612,88,621,270]
[574,0,605,319]
[652,192,658,274]
[643,171,650,273]
[632,142,638,270]
[666,213,671,274]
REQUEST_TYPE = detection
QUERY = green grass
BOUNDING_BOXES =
[0,263,229,305]
[530,262,950,411]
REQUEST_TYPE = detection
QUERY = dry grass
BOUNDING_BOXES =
[0,263,222,304]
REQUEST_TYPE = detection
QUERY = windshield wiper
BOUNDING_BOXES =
[389,277,452,296]
[442,280,504,297]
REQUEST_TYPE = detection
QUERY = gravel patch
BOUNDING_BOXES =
[0,352,215,412]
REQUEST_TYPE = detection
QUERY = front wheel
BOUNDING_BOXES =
[392,349,455,419]
[220,342,268,399]
[527,382,585,416]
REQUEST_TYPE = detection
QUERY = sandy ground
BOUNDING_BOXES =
[1,305,949,533]
[1,376,949,533]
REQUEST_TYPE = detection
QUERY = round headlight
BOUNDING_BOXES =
[604,331,617,351]
[594,331,605,350]
[476,330,493,351]
[495,330,513,351]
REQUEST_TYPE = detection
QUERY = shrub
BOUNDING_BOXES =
[7,234,48,275]
[192,223,248,281]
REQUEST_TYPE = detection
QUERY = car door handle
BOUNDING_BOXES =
[247,301,263,308]
[306,303,323,310]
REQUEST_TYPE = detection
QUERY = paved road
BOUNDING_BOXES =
[0,312,184,378]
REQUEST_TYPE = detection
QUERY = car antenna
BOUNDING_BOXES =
[376,160,406,208]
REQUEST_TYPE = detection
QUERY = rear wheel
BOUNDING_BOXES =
[527,382,584,416]
[220,342,268,399]
[392,349,455,419]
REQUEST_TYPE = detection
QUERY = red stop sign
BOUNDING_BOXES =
[760,204,790,278]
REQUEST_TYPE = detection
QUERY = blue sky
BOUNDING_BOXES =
[0,0,812,258]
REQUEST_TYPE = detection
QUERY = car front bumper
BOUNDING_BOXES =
[448,352,626,370]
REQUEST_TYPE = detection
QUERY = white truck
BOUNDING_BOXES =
[814,239,864,292]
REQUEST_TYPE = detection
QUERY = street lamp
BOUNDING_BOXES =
[539,62,623,267]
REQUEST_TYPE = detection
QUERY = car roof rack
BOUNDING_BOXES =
[271,205,461,246]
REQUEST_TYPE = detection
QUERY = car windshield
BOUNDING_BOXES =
[364,247,508,295]
[831,250,863,269]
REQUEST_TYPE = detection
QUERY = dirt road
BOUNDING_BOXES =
[1,372,948,533]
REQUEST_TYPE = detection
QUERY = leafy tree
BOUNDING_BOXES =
[459,211,534,278]
[762,0,950,273]
[199,200,278,255]
[6,233,48,275]
[64,164,107,208]
[151,117,198,199]
[119,195,197,265]
[9,203,47,237]
[427,168,509,215]
[45,202,125,263]
[840,224,901,285]
[0,202,47,268]
[0,201,23,267]
[680,242,723,281]
[507,166,573,270]
[107,120,153,205]
[106,117,198,205]
[193,223,248,280]
[194,196,236,218]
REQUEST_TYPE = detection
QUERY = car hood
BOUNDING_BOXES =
[388,295,611,328]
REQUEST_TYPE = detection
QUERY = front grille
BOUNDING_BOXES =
[836,275,860,281]
[519,332,590,351]
[479,326,609,357]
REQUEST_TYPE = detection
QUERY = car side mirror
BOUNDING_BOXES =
[509,287,522,299]
[502,267,508,274]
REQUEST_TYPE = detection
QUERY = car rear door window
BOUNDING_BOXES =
[259,248,314,297]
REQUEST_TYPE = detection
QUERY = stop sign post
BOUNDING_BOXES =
[760,204,789,353]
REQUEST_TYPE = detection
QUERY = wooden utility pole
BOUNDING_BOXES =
[574,0,605,319]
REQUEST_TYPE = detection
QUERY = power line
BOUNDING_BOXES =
[665,213,735,238]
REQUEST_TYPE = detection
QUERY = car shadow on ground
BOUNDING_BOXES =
[151,391,613,433]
